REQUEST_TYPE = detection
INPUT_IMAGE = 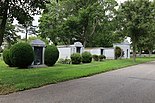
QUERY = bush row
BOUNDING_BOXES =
[92,55,106,61]
[3,42,59,68]
[71,52,92,64]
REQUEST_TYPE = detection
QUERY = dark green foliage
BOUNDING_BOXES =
[71,53,82,64]
[92,55,99,61]
[117,0,155,62]
[0,0,48,47]
[99,55,106,61]
[81,51,92,63]
[3,49,14,67]
[39,0,119,47]
[115,46,122,59]
[10,42,34,68]
[44,45,59,66]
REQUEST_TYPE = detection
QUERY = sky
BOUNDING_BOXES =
[14,0,127,39]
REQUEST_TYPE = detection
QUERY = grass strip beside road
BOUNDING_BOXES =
[0,57,154,95]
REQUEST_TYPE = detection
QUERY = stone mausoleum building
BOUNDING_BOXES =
[57,42,84,59]
[31,39,46,66]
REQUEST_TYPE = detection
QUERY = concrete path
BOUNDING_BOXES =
[1,61,155,103]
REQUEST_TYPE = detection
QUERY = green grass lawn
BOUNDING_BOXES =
[0,57,154,95]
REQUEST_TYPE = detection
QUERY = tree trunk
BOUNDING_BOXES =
[132,36,136,62]
[25,28,28,42]
[139,48,142,57]
[83,40,86,48]
[0,29,4,47]
[0,0,9,46]
[148,50,152,58]
[133,44,136,62]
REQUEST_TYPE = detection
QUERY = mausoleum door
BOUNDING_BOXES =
[101,49,104,55]
[34,47,43,65]
[76,47,81,53]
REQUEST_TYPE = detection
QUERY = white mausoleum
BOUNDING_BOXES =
[57,42,84,59]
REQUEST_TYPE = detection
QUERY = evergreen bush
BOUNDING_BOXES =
[71,53,82,64]
[10,42,34,68]
[82,52,92,63]
[92,55,99,61]
[44,45,59,66]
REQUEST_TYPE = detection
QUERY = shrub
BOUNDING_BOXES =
[82,52,92,63]
[44,45,59,66]
[92,55,99,61]
[10,42,34,68]
[99,55,106,61]
[58,58,71,64]
[115,46,122,59]
[3,49,14,67]
[71,53,82,64]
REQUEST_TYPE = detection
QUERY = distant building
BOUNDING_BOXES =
[57,41,130,60]
[57,42,84,59]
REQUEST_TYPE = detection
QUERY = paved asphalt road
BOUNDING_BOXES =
[1,61,155,103]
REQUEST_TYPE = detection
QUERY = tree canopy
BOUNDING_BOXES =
[0,0,48,46]
[117,0,155,61]
[39,0,121,47]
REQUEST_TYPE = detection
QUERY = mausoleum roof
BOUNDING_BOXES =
[113,41,130,45]
[31,39,46,47]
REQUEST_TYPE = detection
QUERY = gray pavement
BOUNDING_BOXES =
[1,61,155,103]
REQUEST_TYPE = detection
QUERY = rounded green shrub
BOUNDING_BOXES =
[3,49,14,67]
[71,53,82,64]
[99,55,106,61]
[44,45,59,66]
[10,42,34,68]
[82,51,92,63]
[115,46,122,59]
[92,55,99,61]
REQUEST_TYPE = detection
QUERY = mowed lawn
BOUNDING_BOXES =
[0,57,154,95]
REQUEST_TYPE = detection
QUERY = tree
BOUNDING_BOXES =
[92,32,124,47]
[4,21,20,48]
[16,21,37,42]
[39,0,64,45]
[137,27,155,57]
[0,0,48,46]
[117,0,155,62]
[39,0,118,47]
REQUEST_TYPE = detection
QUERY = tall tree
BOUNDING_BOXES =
[16,21,37,42]
[4,21,20,48]
[0,0,48,46]
[117,0,155,62]
[137,23,155,57]
[39,0,118,47]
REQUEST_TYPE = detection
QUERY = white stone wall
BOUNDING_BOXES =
[58,42,84,59]
[58,48,71,59]
[84,48,115,59]
[104,49,115,59]
[84,48,100,55]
